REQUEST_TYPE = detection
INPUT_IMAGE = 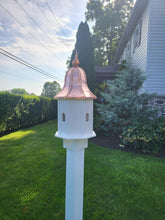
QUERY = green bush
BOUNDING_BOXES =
[0,92,57,136]
[97,62,157,135]
[120,117,165,154]
[96,62,164,154]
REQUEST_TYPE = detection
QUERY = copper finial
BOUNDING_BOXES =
[72,50,80,67]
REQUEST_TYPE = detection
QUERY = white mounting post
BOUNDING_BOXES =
[54,51,96,220]
[64,139,87,220]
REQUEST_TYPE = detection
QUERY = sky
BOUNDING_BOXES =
[0,0,88,95]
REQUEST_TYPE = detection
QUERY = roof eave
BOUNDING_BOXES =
[114,0,149,64]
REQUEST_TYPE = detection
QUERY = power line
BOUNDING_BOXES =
[33,0,59,36]
[45,1,73,51]
[0,31,63,82]
[45,1,68,39]
[14,0,60,49]
[0,2,64,64]
[0,47,63,81]
[0,47,56,79]
[33,0,71,51]
[0,70,43,82]
[0,48,63,82]
[0,51,58,80]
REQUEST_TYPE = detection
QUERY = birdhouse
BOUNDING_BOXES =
[54,51,97,140]
[54,51,97,220]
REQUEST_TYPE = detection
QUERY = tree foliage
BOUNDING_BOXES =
[41,81,61,98]
[10,88,29,95]
[85,0,134,65]
[9,88,36,96]
[70,22,95,91]
[97,62,157,135]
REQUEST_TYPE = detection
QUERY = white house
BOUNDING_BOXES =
[114,0,165,96]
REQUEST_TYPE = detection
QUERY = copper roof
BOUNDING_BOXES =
[54,51,97,100]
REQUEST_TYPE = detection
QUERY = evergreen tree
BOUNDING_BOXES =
[97,62,156,135]
[70,22,95,91]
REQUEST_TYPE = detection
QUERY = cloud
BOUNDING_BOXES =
[0,22,3,31]
[0,0,88,94]
[0,0,75,65]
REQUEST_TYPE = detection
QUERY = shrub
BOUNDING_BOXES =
[120,117,165,154]
[97,62,157,135]
[0,92,57,136]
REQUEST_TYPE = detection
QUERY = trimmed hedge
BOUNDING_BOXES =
[0,92,57,136]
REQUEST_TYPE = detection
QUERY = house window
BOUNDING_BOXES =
[133,20,142,53]
[86,113,89,122]
[62,113,65,122]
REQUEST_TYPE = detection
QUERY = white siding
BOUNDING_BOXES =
[120,3,149,72]
[145,0,165,95]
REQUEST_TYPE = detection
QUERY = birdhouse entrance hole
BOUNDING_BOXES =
[62,113,65,122]
[86,113,89,122]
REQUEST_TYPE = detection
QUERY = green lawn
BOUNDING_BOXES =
[0,120,165,220]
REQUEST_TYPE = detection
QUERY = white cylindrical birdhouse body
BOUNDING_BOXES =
[55,51,96,140]
[56,99,95,140]
[54,51,96,220]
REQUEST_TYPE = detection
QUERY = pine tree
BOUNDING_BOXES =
[70,22,95,91]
